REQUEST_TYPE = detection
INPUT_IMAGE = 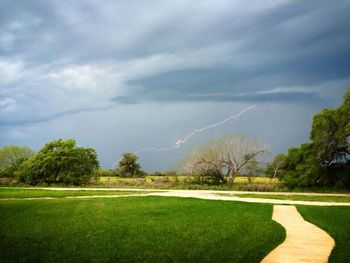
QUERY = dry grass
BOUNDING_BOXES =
[95,176,282,191]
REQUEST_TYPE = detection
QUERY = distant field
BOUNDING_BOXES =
[96,176,279,191]
[223,193,350,203]
[99,176,274,183]
[0,197,285,263]
[0,188,153,199]
[298,206,350,262]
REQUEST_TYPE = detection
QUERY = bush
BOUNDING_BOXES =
[97,169,117,177]
[191,169,227,185]
[16,139,99,185]
[0,145,34,177]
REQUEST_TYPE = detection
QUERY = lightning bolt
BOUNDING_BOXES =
[134,105,256,154]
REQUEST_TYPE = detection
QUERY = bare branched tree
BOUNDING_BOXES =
[265,153,288,179]
[180,134,269,183]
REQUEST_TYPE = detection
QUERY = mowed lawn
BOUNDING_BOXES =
[0,197,284,263]
[298,206,350,263]
[0,188,153,199]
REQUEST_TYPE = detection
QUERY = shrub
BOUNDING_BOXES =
[16,139,99,185]
[191,169,226,185]
[0,145,34,177]
[97,169,117,177]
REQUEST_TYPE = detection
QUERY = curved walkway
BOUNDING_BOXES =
[262,205,335,263]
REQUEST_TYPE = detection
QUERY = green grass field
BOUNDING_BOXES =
[0,196,285,263]
[1,189,349,262]
[0,188,153,199]
[298,206,350,263]
[228,193,350,203]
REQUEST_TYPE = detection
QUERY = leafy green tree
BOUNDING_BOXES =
[117,152,144,177]
[0,145,34,177]
[278,144,322,188]
[273,87,350,188]
[311,89,350,166]
[16,139,99,185]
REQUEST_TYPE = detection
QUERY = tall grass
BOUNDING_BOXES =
[94,176,283,191]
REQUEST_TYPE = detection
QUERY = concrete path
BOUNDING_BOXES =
[4,187,350,196]
[1,188,350,206]
[262,205,335,263]
[147,190,350,206]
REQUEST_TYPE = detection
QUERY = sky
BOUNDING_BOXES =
[1,0,350,171]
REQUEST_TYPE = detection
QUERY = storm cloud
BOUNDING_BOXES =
[1,0,349,170]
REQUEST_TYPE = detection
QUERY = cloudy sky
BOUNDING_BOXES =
[1,0,350,171]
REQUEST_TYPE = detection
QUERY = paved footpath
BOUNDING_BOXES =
[261,205,335,263]
[1,188,350,206]
[148,190,350,206]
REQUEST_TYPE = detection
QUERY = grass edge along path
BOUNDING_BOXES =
[298,205,350,263]
[262,205,334,263]
[0,188,157,199]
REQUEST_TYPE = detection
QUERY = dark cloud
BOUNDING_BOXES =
[113,91,328,105]
[1,0,350,169]
[0,103,119,126]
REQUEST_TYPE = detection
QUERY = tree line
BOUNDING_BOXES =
[266,87,350,188]
[0,87,349,188]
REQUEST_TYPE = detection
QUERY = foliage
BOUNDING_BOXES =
[271,87,350,188]
[180,134,269,184]
[0,145,34,177]
[311,88,350,166]
[278,144,323,188]
[148,170,179,177]
[16,139,99,185]
[96,169,117,177]
[117,152,145,177]
[192,168,227,185]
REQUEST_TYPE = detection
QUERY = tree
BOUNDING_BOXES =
[16,139,99,185]
[278,144,322,188]
[117,152,144,177]
[272,87,350,188]
[180,134,269,184]
[0,145,34,177]
[265,154,288,178]
[310,88,350,168]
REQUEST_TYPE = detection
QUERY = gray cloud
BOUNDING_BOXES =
[0,103,120,126]
[113,91,328,105]
[1,0,350,169]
